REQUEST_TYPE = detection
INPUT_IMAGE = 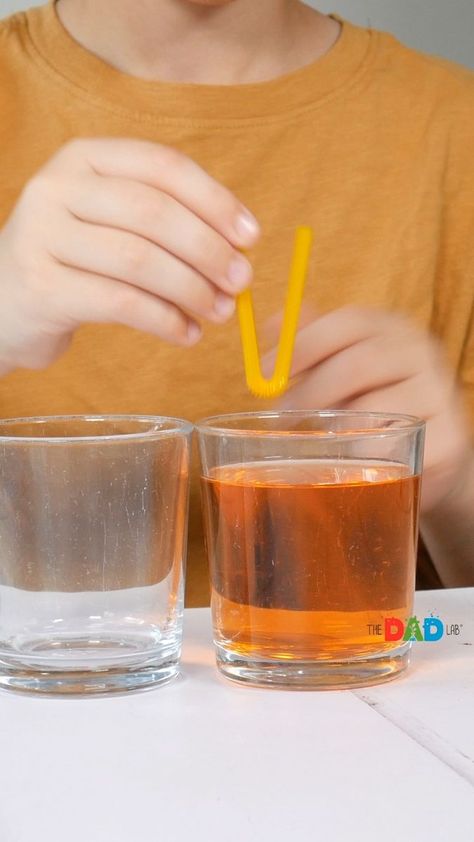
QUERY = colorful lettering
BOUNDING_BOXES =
[403,617,423,642]
[423,617,444,642]
[384,617,404,641]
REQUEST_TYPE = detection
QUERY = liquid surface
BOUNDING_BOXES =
[201,460,420,661]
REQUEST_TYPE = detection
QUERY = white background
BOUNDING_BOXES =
[0,0,473,69]
[0,590,473,842]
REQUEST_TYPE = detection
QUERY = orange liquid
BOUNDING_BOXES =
[201,460,420,661]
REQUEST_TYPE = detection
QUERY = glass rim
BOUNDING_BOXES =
[0,414,194,443]
[196,409,426,439]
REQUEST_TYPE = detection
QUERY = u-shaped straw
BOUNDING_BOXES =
[237,226,313,399]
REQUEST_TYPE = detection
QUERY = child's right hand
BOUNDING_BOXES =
[0,138,260,373]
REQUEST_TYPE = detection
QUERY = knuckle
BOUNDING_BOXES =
[191,229,231,278]
[22,140,95,204]
[168,261,194,297]
[424,342,448,384]
[343,349,367,383]
[417,343,434,371]
[16,333,67,370]
[209,181,239,219]
[182,271,214,315]
[30,341,66,369]
[120,236,150,276]
[164,260,214,318]
[16,350,46,371]
[162,301,188,340]
[55,137,89,162]
[153,144,186,173]
[351,306,393,330]
[135,190,168,230]
[341,305,373,321]
[21,353,51,371]
[21,171,57,205]
[49,139,97,177]
[427,337,445,368]
[109,285,141,321]
[336,305,379,335]
[23,167,75,211]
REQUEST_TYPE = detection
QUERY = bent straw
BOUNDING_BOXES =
[237,225,313,399]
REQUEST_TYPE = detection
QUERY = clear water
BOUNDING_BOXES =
[0,570,183,692]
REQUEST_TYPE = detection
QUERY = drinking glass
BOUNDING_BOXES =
[0,415,192,695]
[197,411,425,690]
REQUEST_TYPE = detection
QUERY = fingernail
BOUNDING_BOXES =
[227,255,252,291]
[186,323,202,344]
[235,208,260,244]
[214,294,236,319]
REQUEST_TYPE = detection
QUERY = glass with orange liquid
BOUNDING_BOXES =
[197,411,425,690]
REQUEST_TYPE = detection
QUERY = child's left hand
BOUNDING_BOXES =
[263,306,471,512]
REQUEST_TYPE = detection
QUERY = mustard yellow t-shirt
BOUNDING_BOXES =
[0,2,473,603]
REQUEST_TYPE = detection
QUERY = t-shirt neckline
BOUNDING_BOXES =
[23,0,376,125]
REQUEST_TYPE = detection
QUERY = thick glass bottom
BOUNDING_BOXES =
[0,646,180,696]
[215,641,410,690]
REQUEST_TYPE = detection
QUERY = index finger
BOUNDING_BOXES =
[57,138,260,247]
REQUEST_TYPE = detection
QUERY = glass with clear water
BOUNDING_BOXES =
[0,415,192,695]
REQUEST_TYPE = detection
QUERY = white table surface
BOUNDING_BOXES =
[0,588,473,842]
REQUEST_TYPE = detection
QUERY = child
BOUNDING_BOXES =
[0,0,472,602]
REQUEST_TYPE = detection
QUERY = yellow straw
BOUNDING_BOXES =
[237,226,313,399]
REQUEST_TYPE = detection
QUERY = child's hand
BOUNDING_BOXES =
[0,138,259,373]
[264,307,471,511]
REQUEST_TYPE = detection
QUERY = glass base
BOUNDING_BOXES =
[215,642,410,690]
[0,652,180,696]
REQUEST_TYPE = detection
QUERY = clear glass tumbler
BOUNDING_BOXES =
[197,411,425,690]
[0,415,192,695]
